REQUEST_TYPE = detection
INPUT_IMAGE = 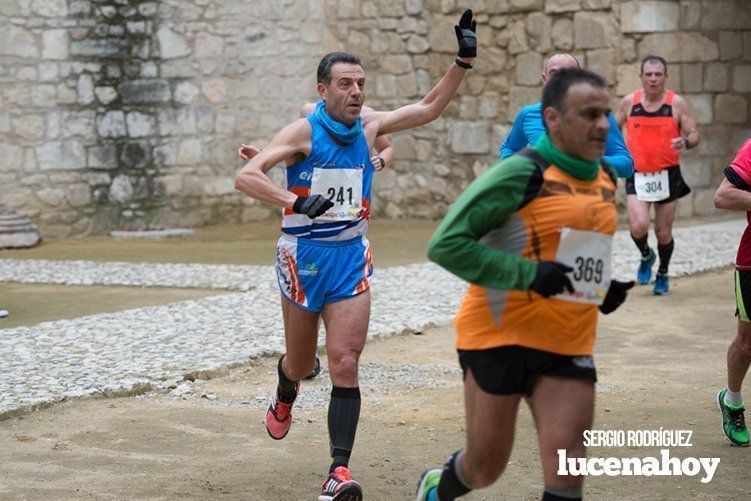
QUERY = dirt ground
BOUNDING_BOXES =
[1,268,750,500]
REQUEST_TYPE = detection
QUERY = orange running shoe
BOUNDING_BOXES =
[318,466,363,501]
[264,381,300,440]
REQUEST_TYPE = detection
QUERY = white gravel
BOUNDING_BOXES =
[0,220,746,418]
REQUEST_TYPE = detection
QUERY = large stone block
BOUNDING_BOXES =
[87,143,118,169]
[545,0,580,13]
[0,26,39,58]
[14,114,46,141]
[526,12,551,53]
[714,94,748,124]
[126,111,156,137]
[515,52,543,86]
[586,48,614,84]
[195,32,224,59]
[109,175,133,204]
[719,32,743,61]
[77,74,94,105]
[70,39,127,57]
[681,154,712,188]
[118,80,171,103]
[31,0,67,16]
[42,29,68,60]
[509,0,543,12]
[679,0,700,29]
[380,55,413,74]
[551,18,573,50]
[37,140,85,170]
[700,0,751,30]
[620,1,679,33]
[451,122,490,154]
[178,138,203,164]
[683,94,712,125]
[121,141,152,168]
[681,64,702,93]
[36,188,65,206]
[733,65,751,93]
[508,86,542,118]
[507,19,528,55]
[615,64,641,96]
[703,63,729,93]
[157,26,191,58]
[97,111,126,137]
[61,110,95,137]
[693,187,717,216]
[639,33,719,63]
[0,143,24,171]
[574,12,617,49]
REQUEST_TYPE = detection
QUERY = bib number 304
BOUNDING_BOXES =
[634,170,670,202]
[554,228,613,305]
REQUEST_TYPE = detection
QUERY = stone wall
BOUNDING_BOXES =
[0,0,749,235]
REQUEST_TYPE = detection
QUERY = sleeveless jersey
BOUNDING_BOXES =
[282,115,373,241]
[626,90,680,173]
[454,160,617,356]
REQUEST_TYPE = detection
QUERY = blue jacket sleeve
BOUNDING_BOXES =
[602,113,634,178]
[499,108,529,159]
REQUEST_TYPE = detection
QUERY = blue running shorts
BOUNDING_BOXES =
[275,235,373,312]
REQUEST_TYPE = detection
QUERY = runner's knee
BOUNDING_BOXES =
[284,356,317,381]
[732,333,751,360]
[327,350,361,380]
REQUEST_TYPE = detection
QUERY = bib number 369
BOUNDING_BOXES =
[554,228,613,305]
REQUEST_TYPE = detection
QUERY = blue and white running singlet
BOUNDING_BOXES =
[275,112,375,311]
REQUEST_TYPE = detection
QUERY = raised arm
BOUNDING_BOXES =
[367,10,477,136]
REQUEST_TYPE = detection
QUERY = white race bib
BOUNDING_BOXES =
[554,228,613,305]
[310,167,363,221]
[634,170,670,202]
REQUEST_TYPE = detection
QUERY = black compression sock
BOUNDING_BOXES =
[657,239,674,274]
[328,386,361,472]
[630,232,650,258]
[437,450,472,501]
[542,488,582,500]
[277,355,298,404]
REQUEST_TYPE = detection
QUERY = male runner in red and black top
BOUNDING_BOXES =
[713,137,751,447]
[615,55,700,295]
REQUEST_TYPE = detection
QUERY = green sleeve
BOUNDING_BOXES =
[427,156,539,291]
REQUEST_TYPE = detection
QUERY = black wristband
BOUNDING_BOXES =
[377,156,386,168]
[683,136,691,149]
[455,58,473,70]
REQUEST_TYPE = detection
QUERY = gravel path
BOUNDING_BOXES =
[0,221,745,418]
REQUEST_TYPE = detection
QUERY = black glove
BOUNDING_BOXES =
[599,280,635,314]
[292,195,334,219]
[454,9,477,58]
[530,261,574,297]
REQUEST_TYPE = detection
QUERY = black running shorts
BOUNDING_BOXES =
[458,345,597,396]
[625,165,691,204]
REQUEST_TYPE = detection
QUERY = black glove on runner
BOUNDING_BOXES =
[292,195,334,219]
[454,9,477,58]
[599,280,635,314]
[530,261,574,297]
